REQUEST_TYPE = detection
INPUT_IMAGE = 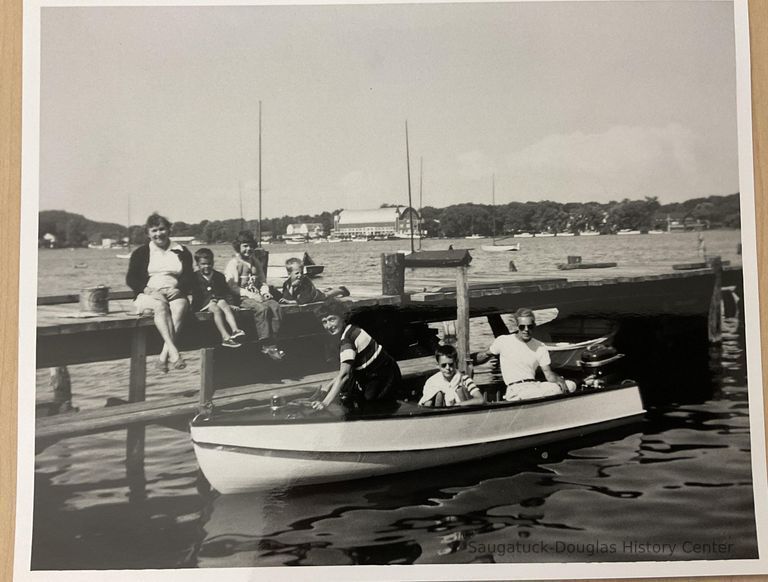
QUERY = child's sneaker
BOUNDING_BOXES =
[230,329,246,340]
[221,338,242,348]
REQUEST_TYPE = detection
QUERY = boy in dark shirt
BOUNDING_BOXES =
[192,248,245,348]
[279,258,349,305]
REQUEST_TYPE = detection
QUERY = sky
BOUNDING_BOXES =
[38,1,740,225]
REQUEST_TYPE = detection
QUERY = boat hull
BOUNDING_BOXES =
[191,385,643,493]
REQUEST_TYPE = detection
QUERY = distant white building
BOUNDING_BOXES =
[285,223,324,238]
[333,207,420,238]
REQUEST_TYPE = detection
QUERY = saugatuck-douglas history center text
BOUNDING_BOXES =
[466,539,737,558]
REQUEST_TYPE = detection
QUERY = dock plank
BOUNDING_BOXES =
[35,356,437,441]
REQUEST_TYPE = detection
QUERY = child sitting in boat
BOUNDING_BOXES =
[473,307,576,401]
[191,248,245,348]
[311,298,402,414]
[419,345,485,407]
[279,257,349,305]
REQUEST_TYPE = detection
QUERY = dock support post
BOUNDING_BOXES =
[128,327,147,403]
[126,425,147,504]
[456,265,470,373]
[381,252,406,296]
[49,366,75,414]
[199,347,215,414]
[707,256,723,343]
[126,326,147,502]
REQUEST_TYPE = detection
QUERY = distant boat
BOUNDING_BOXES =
[464,234,483,240]
[326,236,343,243]
[648,230,666,235]
[579,231,600,236]
[617,229,641,235]
[537,232,555,238]
[557,232,575,237]
[515,232,534,238]
[482,175,520,253]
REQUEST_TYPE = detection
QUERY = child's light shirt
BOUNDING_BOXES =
[419,371,479,406]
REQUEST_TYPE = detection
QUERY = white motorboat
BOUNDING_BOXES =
[191,379,643,494]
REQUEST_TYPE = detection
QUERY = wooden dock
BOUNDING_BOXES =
[35,252,743,443]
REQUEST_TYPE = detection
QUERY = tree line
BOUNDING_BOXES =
[39,193,740,248]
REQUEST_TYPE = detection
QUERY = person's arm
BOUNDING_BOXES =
[177,247,195,295]
[472,351,494,366]
[125,246,148,297]
[313,361,353,409]
[456,375,485,406]
[541,363,568,393]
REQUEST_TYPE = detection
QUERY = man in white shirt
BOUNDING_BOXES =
[474,308,575,401]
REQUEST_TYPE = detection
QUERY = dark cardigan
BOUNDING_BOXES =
[125,243,195,299]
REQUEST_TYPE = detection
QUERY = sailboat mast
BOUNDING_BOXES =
[257,100,262,246]
[418,157,423,250]
[238,181,245,231]
[491,174,496,240]
[405,121,414,253]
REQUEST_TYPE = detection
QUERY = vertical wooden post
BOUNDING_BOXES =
[128,326,147,403]
[456,265,470,373]
[126,325,147,502]
[49,366,74,413]
[199,347,216,414]
[381,252,406,296]
[126,425,147,504]
[707,256,723,343]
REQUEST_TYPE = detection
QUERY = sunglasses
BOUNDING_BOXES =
[438,361,457,368]
[517,323,536,331]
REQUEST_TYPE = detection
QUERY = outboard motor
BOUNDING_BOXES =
[579,344,625,389]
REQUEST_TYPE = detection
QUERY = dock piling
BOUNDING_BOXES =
[707,256,723,343]
[128,327,147,404]
[381,252,406,296]
[199,347,216,414]
[456,265,470,373]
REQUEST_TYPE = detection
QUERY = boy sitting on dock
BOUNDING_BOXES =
[279,257,349,305]
[311,298,402,414]
[419,345,485,407]
[224,231,285,360]
[474,307,575,401]
[191,248,245,348]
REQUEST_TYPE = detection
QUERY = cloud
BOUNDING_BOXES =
[504,124,704,201]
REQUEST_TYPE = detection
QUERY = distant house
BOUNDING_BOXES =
[285,223,324,238]
[333,207,420,238]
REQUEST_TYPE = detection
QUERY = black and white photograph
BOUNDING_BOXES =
[15,0,768,579]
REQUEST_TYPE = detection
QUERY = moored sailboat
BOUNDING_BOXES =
[481,174,520,252]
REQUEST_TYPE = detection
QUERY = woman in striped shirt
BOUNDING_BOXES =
[311,298,402,414]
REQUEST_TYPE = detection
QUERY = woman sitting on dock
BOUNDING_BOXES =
[126,213,194,372]
[311,298,402,414]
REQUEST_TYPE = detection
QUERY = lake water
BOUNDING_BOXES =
[30,230,759,569]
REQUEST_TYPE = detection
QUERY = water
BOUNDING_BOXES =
[31,230,758,569]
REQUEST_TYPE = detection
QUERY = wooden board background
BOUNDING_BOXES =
[0,1,766,580]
